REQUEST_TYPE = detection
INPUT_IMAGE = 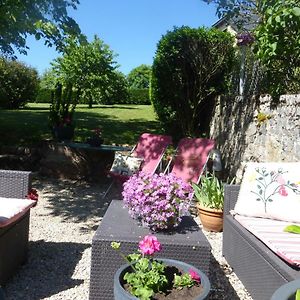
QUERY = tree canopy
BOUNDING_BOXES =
[52,36,125,106]
[127,64,152,89]
[204,0,300,96]
[0,0,82,57]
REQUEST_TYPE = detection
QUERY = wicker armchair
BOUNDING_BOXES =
[222,185,300,300]
[0,170,32,285]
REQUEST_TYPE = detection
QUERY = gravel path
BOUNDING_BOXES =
[3,177,253,300]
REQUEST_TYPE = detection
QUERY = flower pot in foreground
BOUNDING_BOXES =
[114,258,210,300]
[197,204,223,232]
[271,279,300,300]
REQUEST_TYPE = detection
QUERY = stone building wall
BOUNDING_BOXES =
[209,94,300,182]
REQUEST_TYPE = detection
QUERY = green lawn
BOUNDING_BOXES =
[0,103,162,147]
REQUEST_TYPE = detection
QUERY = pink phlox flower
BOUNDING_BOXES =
[189,269,201,283]
[139,235,161,255]
[279,185,288,197]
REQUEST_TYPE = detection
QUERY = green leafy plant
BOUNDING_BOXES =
[111,235,201,300]
[150,26,235,139]
[192,173,225,210]
[0,57,39,109]
[49,82,77,129]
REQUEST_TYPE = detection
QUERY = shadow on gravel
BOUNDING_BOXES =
[3,240,89,300]
[33,177,122,229]
[208,255,240,300]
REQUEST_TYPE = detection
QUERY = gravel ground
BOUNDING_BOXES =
[3,177,253,300]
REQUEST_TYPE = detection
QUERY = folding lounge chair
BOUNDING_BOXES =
[102,133,172,198]
[165,137,215,184]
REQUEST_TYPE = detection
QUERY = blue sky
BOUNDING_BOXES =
[18,0,218,75]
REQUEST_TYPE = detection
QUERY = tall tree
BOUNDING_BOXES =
[0,0,82,57]
[53,35,119,107]
[127,64,152,89]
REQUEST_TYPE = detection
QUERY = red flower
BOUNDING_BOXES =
[189,269,201,283]
[27,188,39,206]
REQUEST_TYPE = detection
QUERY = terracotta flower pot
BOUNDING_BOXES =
[114,258,211,300]
[197,203,223,232]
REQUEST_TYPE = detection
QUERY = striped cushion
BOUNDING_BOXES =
[234,214,300,268]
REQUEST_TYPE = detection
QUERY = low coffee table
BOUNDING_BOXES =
[89,200,211,300]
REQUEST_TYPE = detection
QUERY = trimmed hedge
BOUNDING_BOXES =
[128,88,150,104]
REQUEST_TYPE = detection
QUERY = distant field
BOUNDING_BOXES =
[0,103,162,146]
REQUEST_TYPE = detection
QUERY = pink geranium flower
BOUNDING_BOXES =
[189,269,201,283]
[139,235,161,255]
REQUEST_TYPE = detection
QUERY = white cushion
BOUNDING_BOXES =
[0,197,36,227]
[110,153,143,176]
[233,162,300,223]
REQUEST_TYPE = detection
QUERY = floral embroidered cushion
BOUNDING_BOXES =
[234,162,300,222]
[110,153,143,176]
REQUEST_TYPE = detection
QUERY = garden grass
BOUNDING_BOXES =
[0,103,162,147]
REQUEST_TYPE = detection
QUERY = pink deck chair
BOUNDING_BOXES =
[166,138,215,184]
[103,133,172,198]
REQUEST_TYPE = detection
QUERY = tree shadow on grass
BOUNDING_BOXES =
[0,108,162,147]
[3,240,89,300]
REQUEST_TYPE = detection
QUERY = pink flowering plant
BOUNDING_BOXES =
[111,235,201,300]
[122,172,193,231]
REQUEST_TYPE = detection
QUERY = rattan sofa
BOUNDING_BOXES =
[222,185,300,300]
[0,169,32,285]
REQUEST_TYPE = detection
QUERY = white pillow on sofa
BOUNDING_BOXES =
[233,162,300,223]
[110,153,143,176]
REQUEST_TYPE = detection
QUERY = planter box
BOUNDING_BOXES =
[89,200,212,300]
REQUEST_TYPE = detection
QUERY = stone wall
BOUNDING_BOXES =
[210,94,300,182]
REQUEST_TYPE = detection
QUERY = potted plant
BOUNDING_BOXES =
[86,127,104,147]
[122,172,194,231]
[112,235,211,300]
[191,173,225,232]
[49,82,77,142]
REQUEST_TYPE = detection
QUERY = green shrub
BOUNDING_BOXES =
[0,58,39,108]
[36,88,53,103]
[150,26,235,139]
[128,88,150,104]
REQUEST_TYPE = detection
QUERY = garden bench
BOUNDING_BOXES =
[223,179,300,300]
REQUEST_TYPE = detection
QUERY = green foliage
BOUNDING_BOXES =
[128,88,150,104]
[173,273,195,289]
[102,70,129,104]
[254,0,300,97]
[49,83,77,128]
[192,173,225,210]
[53,35,122,107]
[0,0,82,57]
[123,257,168,300]
[283,225,300,234]
[127,64,152,89]
[203,0,300,97]
[0,57,39,108]
[150,26,235,138]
